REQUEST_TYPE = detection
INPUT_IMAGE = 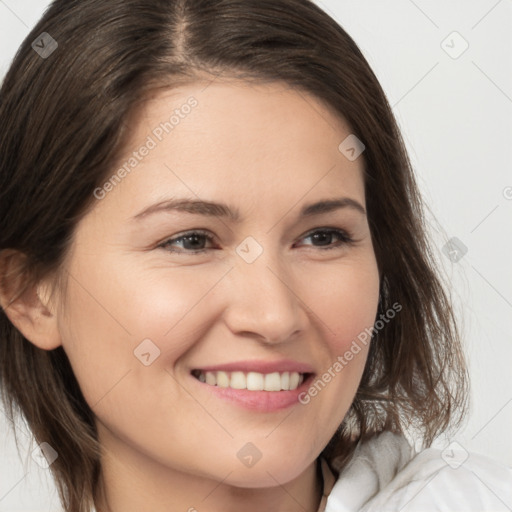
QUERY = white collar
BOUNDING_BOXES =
[325,431,413,512]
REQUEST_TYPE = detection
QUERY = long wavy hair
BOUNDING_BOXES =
[0,1,468,511]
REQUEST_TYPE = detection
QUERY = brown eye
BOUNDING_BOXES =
[159,230,216,254]
[296,228,354,250]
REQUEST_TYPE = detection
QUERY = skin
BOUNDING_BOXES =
[2,79,380,511]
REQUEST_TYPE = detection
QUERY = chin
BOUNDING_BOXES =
[212,452,313,489]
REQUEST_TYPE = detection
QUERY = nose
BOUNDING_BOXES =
[221,252,309,345]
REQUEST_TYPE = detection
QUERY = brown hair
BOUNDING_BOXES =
[0,0,468,510]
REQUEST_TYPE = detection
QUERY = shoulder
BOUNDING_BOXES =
[325,432,512,512]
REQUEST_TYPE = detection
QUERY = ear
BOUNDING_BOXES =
[0,249,62,350]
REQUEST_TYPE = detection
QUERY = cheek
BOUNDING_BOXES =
[298,257,379,429]
[63,252,228,345]
[57,253,235,414]
[317,258,380,353]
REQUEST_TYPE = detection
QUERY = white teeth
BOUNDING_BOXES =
[230,371,246,389]
[195,370,306,391]
[289,371,300,389]
[281,371,290,390]
[264,372,282,391]
[216,371,229,388]
[246,372,264,390]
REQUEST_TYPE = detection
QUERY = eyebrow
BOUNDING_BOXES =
[132,196,366,222]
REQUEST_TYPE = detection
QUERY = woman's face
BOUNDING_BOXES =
[52,80,379,490]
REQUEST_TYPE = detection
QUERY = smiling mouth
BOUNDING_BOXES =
[191,370,311,391]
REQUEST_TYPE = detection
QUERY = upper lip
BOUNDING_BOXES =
[192,359,315,374]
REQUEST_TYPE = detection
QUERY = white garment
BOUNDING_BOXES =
[324,431,512,512]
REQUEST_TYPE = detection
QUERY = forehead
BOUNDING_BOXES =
[91,80,366,223]
[137,79,353,154]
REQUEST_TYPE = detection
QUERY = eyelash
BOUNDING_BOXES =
[157,228,355,255]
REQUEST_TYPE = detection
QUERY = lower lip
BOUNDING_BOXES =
[190,373,315,412]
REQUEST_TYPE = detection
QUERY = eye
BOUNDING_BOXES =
[158,230,215,254]
[157,227,355,255]
[295,228,355,251]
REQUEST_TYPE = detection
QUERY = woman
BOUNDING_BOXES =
[0,1,510,511]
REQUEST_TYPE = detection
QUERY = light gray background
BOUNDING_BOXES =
[1,0,511,510]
